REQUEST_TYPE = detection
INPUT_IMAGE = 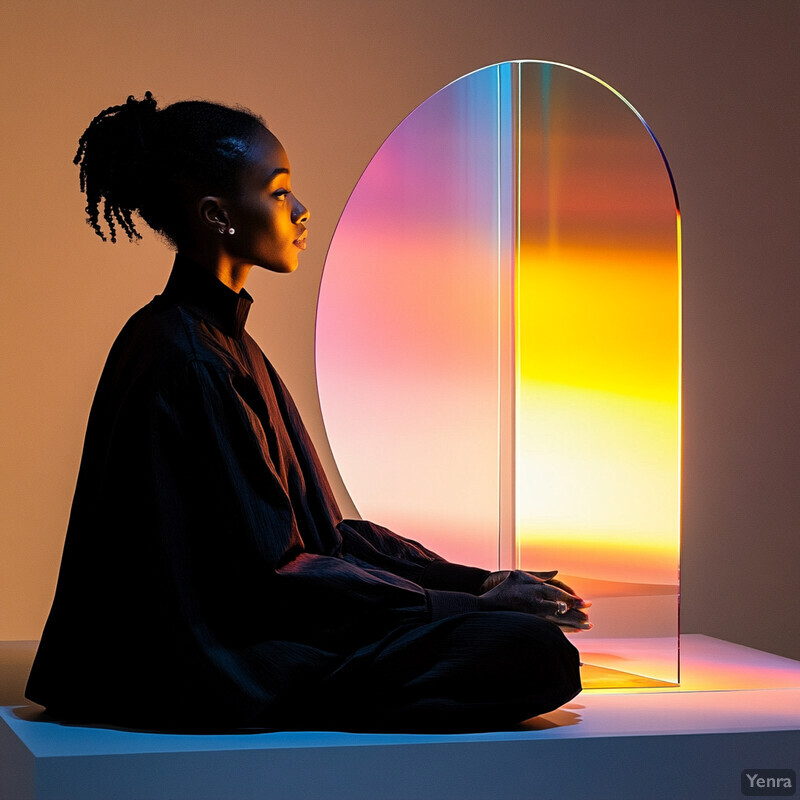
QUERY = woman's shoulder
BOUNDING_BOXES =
[103,295,240,392]
[113,295,197,359]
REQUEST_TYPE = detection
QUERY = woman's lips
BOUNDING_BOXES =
[294,233,307,250]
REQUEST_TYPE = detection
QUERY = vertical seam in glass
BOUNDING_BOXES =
[498,62,517,571]
[496,64,503,571]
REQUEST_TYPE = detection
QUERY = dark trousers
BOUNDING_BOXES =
[267,611,582,733]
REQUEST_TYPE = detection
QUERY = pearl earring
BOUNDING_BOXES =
[227,227,235,235]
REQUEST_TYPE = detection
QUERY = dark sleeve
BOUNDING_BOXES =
[338,519,491,594]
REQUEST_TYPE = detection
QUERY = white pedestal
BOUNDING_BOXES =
[2,635,799,800]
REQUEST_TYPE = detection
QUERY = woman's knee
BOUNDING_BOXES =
[498,612,582,700]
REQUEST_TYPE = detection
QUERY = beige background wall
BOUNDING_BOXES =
[1,0,798,660]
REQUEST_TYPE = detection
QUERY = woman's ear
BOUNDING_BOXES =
[198,196,229,234]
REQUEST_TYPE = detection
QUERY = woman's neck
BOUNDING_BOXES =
[177,248,252,294]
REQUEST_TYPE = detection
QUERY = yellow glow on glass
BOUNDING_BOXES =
[517,246,678,397]
[515,244,680,583]
[514,61,680,605]
[516,384,679,584]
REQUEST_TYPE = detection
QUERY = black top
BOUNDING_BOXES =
[26,255,489,729]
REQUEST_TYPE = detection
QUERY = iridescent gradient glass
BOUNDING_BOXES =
[316,62,681,687]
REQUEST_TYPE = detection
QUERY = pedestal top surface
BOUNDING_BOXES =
[2,635,799,758]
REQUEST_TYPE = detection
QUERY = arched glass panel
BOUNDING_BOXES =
[316,61,680,687]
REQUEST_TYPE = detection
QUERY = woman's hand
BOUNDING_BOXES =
[477,570,592,631]
[479,569,580,597]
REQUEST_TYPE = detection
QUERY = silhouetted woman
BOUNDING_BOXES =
[27,93,588,732]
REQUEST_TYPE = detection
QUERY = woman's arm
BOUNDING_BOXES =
[337,518,491,593]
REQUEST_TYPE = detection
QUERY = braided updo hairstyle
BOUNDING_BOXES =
[74,92,267,245]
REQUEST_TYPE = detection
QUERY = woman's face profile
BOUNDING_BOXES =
[223,128,309,274]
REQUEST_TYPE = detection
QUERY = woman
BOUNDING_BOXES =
[26,93,589,732]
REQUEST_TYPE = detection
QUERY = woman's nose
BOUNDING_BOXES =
[292,196,309,224]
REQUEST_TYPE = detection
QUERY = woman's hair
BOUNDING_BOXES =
[74,92,267,245]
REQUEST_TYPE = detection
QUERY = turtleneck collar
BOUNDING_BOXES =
[162,254,253,339]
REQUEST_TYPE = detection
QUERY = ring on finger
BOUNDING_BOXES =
[555,600,568,616]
